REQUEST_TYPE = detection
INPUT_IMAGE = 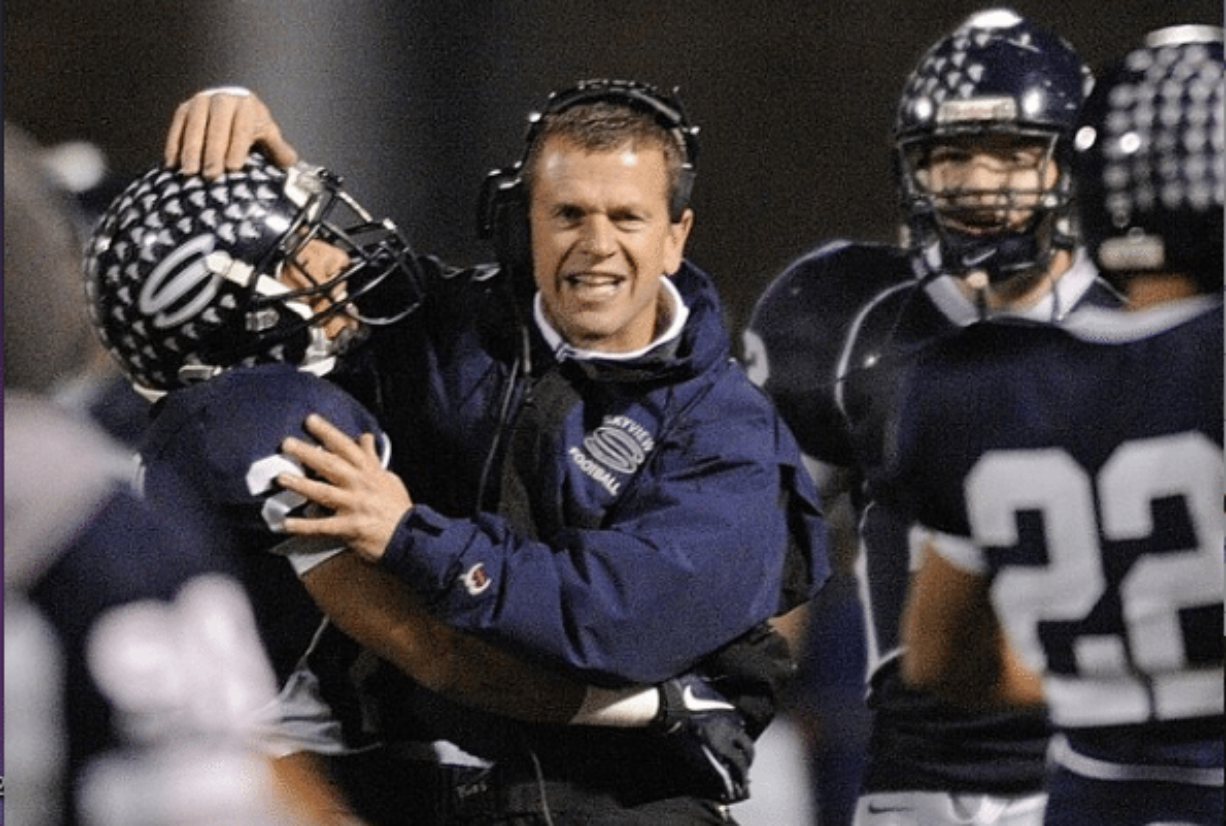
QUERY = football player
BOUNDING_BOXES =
[84,151,765,822]
[899,26,1224,825]
[742,8,1125,825]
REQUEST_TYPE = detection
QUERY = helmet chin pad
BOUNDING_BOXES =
[909,193,1076,284]
[937,220,1045,283]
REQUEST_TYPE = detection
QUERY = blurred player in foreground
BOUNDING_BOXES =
[5,121,310,826]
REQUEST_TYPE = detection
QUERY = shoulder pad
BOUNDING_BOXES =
[141,364,387,523]
[743,240,913,464]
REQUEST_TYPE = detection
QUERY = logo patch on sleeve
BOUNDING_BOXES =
[460,562,492,596]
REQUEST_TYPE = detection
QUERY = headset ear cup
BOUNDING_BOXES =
[491,179,531,277]
[477,166,534,303]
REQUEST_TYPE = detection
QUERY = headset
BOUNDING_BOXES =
[476,78,700,281]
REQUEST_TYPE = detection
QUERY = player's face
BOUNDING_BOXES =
[280,238,360,340]
[528,136,692,353]
[917,135,1057,236]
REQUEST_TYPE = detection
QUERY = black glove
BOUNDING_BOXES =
[651,672,754,804]
[700,623,797,739]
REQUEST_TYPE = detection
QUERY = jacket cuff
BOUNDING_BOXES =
[379,505,462,598]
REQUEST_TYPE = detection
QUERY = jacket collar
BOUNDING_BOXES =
[533,276,690,363]
[526,262,727,383]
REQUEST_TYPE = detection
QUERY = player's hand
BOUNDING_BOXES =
[652,673,754,804]
[277,414,411,562]
[164,87,299,179]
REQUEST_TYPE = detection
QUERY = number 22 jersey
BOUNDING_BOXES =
[885,298,1224,778]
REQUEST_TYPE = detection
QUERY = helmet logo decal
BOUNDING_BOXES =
[86,155,417,394]
[138,234,221,329]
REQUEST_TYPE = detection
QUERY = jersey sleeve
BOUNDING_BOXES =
[909,523,989,575]
[139,363,389,543]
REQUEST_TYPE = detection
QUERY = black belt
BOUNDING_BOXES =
[450,764,620,820]
[378,756,732,824]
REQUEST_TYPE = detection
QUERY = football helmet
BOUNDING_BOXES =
[84,154,421,398]
[893,8,1092,282]
[1072,25,1224,292]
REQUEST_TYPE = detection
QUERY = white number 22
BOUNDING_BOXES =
[966,432,1223,727]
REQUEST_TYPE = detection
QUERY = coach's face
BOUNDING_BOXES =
[528,135,692,354]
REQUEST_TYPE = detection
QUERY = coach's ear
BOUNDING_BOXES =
[664,208,694,276]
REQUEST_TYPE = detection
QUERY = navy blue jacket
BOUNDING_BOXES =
[354,258,829,686]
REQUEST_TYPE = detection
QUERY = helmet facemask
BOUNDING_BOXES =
[898,127,1074,285]
[267,165,422,332]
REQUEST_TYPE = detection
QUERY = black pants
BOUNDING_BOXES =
[324,748,737,825]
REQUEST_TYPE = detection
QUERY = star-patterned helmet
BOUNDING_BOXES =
[84,154,421,397]
[1073,25,1224,291]
[892,8,1092,281]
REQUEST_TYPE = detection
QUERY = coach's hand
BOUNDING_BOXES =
[652,673,754,804]
[277,413,411,562]
[165,87,299,179]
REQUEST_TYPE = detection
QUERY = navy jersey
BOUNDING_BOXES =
[6,393,283,826]
[137,363,392,753]
[887,299,1224,822]
[744,240,1125,794]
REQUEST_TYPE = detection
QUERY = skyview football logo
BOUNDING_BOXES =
[570,414,655,495]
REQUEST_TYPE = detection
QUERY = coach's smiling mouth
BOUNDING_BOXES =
[565,272,625,300]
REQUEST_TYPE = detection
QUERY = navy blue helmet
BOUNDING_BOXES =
[84,154,420,397]
[1073,25,1224,291]
[893,8,1092,282]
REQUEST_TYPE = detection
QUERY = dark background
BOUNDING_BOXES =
[7,1,1222,337]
